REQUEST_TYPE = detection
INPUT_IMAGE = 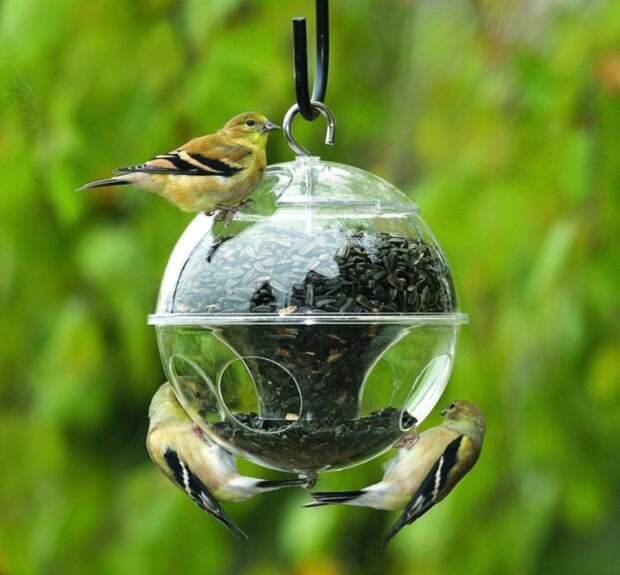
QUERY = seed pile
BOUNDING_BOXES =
[173,227,456,314]
[218,323,403,422]
[212,408,415,471]
[196,322,420,471]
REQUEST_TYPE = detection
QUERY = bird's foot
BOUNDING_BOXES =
[299,472,317,489]
[212,207,227,221]
[223,208,238,227]
[210,200,254,227]
[238,198,256,211]
[393,425,420,449]
[210,205,238,227]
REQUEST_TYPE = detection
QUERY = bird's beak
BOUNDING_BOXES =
[440,408,448,416]
[262,120,281,133]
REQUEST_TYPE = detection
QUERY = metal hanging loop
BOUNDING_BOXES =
[283,101,336,157]
[293,0,329,121]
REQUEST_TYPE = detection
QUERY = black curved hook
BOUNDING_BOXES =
[293,0,329,121]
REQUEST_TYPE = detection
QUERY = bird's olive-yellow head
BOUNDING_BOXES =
[441,400,485,432]
[220,112,280,147]
[149,382,189,427]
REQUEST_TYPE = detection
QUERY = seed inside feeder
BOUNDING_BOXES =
[212,408,409,472]
[173,229,456,315]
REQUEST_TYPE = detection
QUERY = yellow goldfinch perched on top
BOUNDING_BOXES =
[78,112,280,216]
[147,382,309,540]
[305,400,485,545]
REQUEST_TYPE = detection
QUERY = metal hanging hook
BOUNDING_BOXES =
[285,1,335,156]
[293,0,329,121]
[283,101,335,157]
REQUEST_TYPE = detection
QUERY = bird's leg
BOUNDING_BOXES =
[210,205,239,228]
[223,208,239,227]
[211,199,254,227]
[299,472,317,489]
[393,413,419,449]
[393,423,420,449]
[212,207,228,221]
[237,198,256,211]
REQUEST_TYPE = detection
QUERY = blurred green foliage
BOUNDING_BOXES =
[1,0,619,574]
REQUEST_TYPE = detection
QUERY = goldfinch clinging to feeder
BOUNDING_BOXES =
[305,400,485,545]
[79,112,280,217]
[147,382,309,540]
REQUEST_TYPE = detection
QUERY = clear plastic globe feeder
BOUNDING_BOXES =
[149,156,467,473]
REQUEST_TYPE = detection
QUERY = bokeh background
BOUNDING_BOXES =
[1,0,619,574]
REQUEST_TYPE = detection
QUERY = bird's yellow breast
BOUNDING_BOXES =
[153,158,264,212]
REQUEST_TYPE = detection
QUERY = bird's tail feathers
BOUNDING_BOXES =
[255,478,309,490]
[303,490,365,508]
[216,513,248,541]
[382,516,408,547]
[76,176,132,191]
[382,501,432,546]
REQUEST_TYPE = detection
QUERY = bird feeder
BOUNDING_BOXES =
[148,0,467,475]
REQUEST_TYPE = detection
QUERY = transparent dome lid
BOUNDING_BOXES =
[150,157,464,324]
[149,157,467,473]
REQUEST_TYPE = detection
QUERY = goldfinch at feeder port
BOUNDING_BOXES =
[147,382,309,540]
[305,400,485,545]
[78,112,280,217]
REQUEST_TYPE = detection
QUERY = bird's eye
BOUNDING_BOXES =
[448,403,455,410]
[246,120,256,127]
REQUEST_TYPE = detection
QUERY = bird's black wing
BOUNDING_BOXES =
[164,449,248,540]
[117,153,243,177]
[383,435,464,545]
